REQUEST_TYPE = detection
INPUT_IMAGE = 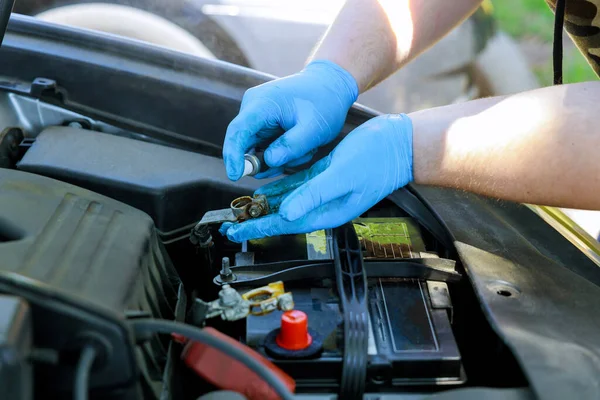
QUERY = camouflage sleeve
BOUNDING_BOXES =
[545,0,600,78]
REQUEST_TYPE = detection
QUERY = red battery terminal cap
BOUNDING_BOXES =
[276,310,313,350]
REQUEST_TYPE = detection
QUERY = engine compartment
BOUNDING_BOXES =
[0,98,531,399]
[2,17,600,397]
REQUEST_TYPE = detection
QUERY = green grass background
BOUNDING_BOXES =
[490,0,599,84]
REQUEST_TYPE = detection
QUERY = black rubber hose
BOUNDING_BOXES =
[74,345,97,400]
[0,0,15,47]
[129,319,295,400]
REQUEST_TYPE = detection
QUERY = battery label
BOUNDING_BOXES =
[354,218,426,259]
[306,218,426,261]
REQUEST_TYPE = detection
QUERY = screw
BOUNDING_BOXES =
[220,257,235,282]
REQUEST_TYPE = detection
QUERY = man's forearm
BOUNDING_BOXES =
[311,0,482,92]
[411,82,600,210]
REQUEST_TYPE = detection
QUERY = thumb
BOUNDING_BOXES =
[224,214,304,242]
[223,102,273,181]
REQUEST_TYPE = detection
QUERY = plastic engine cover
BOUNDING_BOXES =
[0,168,181,398]
[17,127,270,242]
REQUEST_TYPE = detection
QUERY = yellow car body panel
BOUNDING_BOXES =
[527,205,600,267]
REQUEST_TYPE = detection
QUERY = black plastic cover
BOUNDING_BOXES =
[333,224,368,399]
[0,295,32,400]
[0,168,181,397]
[411,184,600,400]
[17,126,270,241]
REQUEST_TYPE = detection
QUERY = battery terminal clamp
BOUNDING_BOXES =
[190,194,269,245]
[242,281,294,316]
[191,281,294,324]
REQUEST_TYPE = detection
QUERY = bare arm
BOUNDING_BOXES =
[412,82,600,210]
[311,0,483,92]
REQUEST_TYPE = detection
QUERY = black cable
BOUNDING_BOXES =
[74,345,97,400]
[553,0,567,84]
[129,318,295,400]
[0,0,15,48]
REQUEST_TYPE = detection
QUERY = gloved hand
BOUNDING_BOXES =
[223,60,359,181]
[220,114,414,242]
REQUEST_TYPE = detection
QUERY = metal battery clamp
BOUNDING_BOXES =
[242,281,294,316]
[192,281,294,323]
[190,194,269,245]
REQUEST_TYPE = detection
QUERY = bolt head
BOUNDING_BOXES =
[219,286,241,306]
[248,205,262,218]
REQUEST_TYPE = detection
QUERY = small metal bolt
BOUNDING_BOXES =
[221,257,231,274]
[219,257,235,282]
[248,204,262,218]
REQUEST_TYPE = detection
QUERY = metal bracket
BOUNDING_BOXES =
[190,195,269,244]
[427,281,454,323]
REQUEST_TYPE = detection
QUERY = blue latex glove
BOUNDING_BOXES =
[223,60,359,181]
[220,114,414,242]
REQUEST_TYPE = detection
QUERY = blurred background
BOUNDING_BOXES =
[10,0,600,239]
[493,0,599,85]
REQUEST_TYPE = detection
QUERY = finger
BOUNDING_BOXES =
[219,222,236,236]
[264,117,328,167]
[262,186,302,213]
[278,165,349,221]
[254,156,331,197]
[250,149,316,179]
[224,214,310,242]
[264,192,288,211]
[223,102,274,181]
[283,149,317,168]
[296,195,358,229]
[253,167,284,180]
[224,196,355,242]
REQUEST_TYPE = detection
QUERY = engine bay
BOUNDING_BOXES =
[1,16,600,397]
[0,93,532,400]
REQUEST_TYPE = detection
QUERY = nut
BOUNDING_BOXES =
[219,285,243,307]
[277,293,295,311]
[248,204,263,218]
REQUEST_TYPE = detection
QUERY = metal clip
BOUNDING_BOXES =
[231,195,269,221]
[242,281,294,316]
[194,281,294,323]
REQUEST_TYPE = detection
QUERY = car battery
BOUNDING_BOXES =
[242,218,464,390]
